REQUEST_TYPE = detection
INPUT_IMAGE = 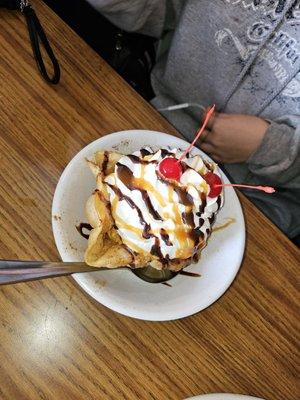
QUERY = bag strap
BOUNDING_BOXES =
[22,2,60,84]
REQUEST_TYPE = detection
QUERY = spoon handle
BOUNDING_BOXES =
[0,260,104,285]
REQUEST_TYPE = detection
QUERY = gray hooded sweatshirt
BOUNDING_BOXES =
[87,0,300,238]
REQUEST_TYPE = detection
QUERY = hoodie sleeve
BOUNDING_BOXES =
[247,115,300,188]
[85,0,167,38]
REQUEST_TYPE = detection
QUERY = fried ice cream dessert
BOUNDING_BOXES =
[84,147,223,271]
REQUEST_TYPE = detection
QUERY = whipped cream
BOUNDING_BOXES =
[105,148,223,261]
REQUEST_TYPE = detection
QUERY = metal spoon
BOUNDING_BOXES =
[132,266,177,283]
[0,260,177,285]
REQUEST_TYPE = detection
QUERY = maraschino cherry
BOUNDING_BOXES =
[158,105,216,181]
[203,172,222,198]
[203,171,276,198]
[158,157,182,181]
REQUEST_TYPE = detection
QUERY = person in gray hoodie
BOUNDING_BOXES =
[87,0,300,239]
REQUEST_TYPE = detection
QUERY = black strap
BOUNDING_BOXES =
[23,5,60,84]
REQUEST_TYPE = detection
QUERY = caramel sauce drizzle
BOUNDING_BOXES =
[117,163,166,208]
[172,204,193,257]
[168,185,173,202]
[212,218,236,232]
[122,237,148,255]
[114,217,143,237]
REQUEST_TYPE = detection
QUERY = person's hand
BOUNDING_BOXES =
[199,113,270,164]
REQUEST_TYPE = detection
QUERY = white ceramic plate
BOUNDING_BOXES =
[52,130,245,321]
[185,395,265,400]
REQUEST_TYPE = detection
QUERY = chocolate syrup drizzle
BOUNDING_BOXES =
[160,149,173,158]
[102,151,109,174]
[117,163,163,221]
[161,268,201,287]
[150,237,165,260]
[196,193,207,216]
[107,183,154,239]
[209,215,215,225]
[127,154,156,165]
[174,186,193,207]
[76,223,92,239]
[140,148,151,157]
[160,228,172,246]
[179,270,201,277]
[141,191,163,221]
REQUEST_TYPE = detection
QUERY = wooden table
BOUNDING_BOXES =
[0,2,299,399]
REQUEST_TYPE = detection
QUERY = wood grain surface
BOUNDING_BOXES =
[0,1,299,399]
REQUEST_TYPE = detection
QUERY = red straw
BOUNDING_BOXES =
[216,184,275,193]
[178,104,216,162]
